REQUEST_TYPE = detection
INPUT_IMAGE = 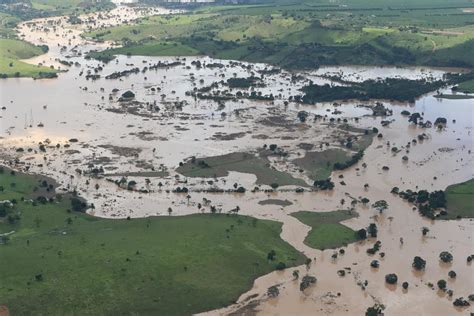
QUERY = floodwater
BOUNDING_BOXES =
[0,4,473,316]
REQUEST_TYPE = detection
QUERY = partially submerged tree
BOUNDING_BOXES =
[412,256,427,270]
[372,200,388,213]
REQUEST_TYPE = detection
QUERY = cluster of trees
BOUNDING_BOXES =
[395,188,447,219]
[300,78,448,103]
[226,76,263,89]
[313,178,334,190]
[333,151,364,170]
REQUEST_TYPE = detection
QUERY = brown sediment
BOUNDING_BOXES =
[0,306,9,316]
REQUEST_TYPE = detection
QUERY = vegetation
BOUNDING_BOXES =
[412,256,427,270]
[176,151,307,187]
[0,0,114,78]
[299,275,317,292]
[300,78,445,103]
[455,80,474,93]
[291,210,358,250]
[385,273,398,284]
[293,148,350,181]
[0,168,306,315]
[87,0,474,69]
[301,72,474,103]
[0,38,57,78]
[439,251,454,263]
[397,179,474,219]
[445,178,474,219]
[0,0,114,22]
[366,303,385,316]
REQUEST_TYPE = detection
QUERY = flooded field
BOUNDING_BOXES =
[1,4,473,316]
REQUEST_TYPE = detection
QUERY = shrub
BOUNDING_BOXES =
[385,273,398,284]
[412,256,426,270]
[439,251,453,263]
[437,279,447,290]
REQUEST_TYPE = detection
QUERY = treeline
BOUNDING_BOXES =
[300,72,474,103]
[393,187,447,219]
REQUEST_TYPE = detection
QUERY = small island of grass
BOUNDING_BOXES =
[291,210,359,250]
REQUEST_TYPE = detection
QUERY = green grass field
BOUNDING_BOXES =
[291,210,358,250]
[445,179,474,219]
[0,38,57,78]
[293,149,350,181]
[86,0,474,68]
[0,168,306,315]
[176,151,308,187]
[457,80,474,93]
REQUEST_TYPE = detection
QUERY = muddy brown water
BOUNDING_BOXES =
[0,5,473,315]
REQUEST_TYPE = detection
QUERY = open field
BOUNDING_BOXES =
[456,79,474,93]
[291,210,358,250]
[87,0,474,68]
[0,168,306,315]
[176,151,308,187]
[293,149,350,181]
[0,38,57,78]
[445,178,474,219]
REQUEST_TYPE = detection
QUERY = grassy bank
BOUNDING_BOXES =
[445,179,474,219]
[291,210,359,250]
[0,38,57,78]
[0,168,306,315]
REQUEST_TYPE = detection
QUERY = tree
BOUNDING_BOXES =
[372,200,388,213]
[357,228,367,240]
[385,273,398,284]
[422,227,429,236]
[267,285,279,298]
[370,260,379,268]
[299,275,317,291]
[297,111,309,123]
[439,251,453,263]
[167,207,173,216]
[366,304,385,316]
[361,197,370,205]
[368,223,378,238]
[275,262,286,270]
[267,250,276,261]
[412,256,426,270]
[437,279,447,290]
